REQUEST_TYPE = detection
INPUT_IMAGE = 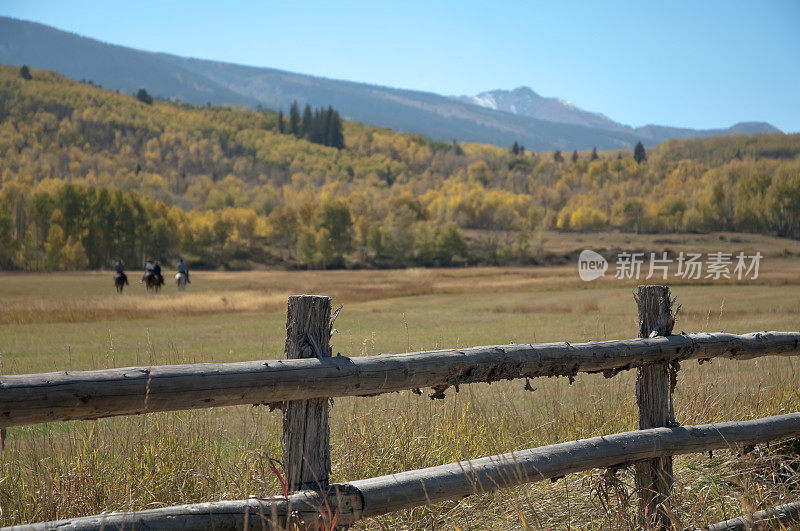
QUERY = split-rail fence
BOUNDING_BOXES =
[2,286,800,530]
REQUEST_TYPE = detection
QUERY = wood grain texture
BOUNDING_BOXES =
[14,413,800,530]
[282,295,332,492]
[1,331,798,428]
[4,485,363,530]
[634,286,676,528]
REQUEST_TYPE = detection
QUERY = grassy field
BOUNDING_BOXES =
[1,253,799,528]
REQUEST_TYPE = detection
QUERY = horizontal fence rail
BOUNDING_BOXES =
[1,331,798,428]
[704,500,800,531]
[10,413,800,531]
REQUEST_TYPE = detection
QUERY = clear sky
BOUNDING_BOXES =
[2,0,798,132]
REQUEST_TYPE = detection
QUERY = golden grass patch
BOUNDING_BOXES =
[2,262,800,528]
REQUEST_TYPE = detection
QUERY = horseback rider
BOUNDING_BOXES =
[114,259,128,285]
[142,257,154,282]
[177,257,190,283]
[153,260,163,284]
[142,257,162,285]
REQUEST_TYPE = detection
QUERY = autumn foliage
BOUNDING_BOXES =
[1,65,799,271]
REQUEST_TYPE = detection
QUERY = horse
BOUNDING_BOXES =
[113,271,128,293]
[143,272,164,293]
[175,271,188,291]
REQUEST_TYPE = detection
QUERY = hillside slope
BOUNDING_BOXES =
[0,17,781,151]
[0,64,798,272]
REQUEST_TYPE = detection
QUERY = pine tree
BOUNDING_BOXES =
[289,101,301,137]
[135,88,153,105]
[554,150,564,163]
[301,104,313,139]
[19,65,32,80]
[278,110,285,134]
[590,147,599,160]
[571,150,578,163]
[511,141,520,155]
[320,106,332,145]
[328,110,345,149]
[634,141,647,164]
[279,102,345,148]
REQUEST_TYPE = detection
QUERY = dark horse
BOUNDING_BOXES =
[143,272,164,293]
[113,271,128,293]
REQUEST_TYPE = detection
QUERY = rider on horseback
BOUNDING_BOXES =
[177,257,190,283]
[114,259,128,285]
[142,258,164,285]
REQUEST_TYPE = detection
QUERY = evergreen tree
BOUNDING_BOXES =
[590,147,599,160]
[135,88,153,105]
[309,107,321,144]
[553,150,564,163]
[327,109,345,149]
[571,150,578,163]
[289,101,301,137]
[321,106,332,145]
[634,141,647,164]
[276,103,346,148]
[511,141,520,155]
[19,65,32,80]
[301,103,313,139]
[452,140,464,155]
[519,145,525,154]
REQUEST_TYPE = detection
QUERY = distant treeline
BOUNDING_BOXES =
[278,101,345,149]
[0,64,799,271]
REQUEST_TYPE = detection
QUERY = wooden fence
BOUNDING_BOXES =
[2,286,800,530]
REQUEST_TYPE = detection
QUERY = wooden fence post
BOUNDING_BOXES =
[283,295,332,492]
[634,285,676,529]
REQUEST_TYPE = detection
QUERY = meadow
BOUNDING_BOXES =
[1,253,799,528]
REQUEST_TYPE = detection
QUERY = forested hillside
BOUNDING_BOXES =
[1,64,799,271]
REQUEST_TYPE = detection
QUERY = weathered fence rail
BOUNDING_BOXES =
[2,331,798,428]
[704,500,800,531]
[10,414,800,530]
[2,287,799,530]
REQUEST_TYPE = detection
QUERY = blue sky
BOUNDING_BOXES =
[2,0,798,132]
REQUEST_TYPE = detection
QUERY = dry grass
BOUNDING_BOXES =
[529,229,800,258]
[0,290,287,325]
[491,300,600,314]
[1,256,800,528]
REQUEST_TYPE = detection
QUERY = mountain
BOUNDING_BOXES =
[455,87,781,143]
[455,87,628,133]
[0,17,782,151]
[634,121,782,143]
